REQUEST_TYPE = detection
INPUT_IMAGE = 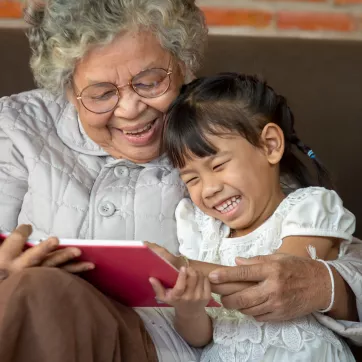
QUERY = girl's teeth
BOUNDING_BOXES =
[215,196,241,213]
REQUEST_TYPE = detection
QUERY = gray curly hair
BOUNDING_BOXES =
[24,0,208,94]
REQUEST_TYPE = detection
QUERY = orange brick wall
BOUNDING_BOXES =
[1,0,362,38]
[198,0,362,38]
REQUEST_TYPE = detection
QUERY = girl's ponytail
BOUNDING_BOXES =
[290,134,333,189]
[274,94,333,189]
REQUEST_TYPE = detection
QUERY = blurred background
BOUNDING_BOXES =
[1,0,362,40]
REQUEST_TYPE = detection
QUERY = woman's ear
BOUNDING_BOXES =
[66,83,78,108]
[66,82,85,117]
[260,123,285,165]
[177,61,195,84]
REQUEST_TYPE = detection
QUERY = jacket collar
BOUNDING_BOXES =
[55,99,172,169]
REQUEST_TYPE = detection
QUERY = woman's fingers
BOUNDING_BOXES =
[42,247,95,273]
[60,261,95,273]
[209,260,270,284]
[235,294,272,317]
[221,283,269,311]
[12,237,59,270]
[41,247,82,267]
[0,224,33,260]
[0,227,93,276]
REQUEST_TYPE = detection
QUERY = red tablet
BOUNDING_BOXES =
[0,234,220,308]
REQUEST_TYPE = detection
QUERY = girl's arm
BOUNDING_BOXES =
[276,235,358,321]
[146,242,253,295]
[276,235,338,259]
[179,258,255,295]
[174,308,213,347]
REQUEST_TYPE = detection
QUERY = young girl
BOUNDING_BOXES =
[149,73,356,361]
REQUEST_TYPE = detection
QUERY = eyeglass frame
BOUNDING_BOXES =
[73,56,173,114]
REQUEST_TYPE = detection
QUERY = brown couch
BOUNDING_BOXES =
[0,28,361,237]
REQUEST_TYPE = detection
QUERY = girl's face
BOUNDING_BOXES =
[179,126,285,236]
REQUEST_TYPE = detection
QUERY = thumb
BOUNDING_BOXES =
[149,277,167,301]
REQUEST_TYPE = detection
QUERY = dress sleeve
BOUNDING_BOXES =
[175,198,203,259]
[280,187,356,243]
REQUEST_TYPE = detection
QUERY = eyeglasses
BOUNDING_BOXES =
[74,57,173,114]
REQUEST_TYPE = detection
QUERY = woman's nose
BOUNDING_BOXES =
[113,88,147,119]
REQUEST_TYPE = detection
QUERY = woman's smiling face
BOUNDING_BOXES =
[69,31,186,163]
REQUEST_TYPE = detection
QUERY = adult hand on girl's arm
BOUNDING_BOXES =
[146,242,254,295]
[208,253,357,322]
[0,224,94,278]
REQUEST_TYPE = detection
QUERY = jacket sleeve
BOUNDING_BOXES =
[314,237,362,346]
[0,125,28,232]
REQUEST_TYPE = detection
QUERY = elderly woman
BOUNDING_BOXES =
[0,0,361,361]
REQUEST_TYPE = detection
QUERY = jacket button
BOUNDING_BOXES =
[98,201,116,217]
[114,165,130,178]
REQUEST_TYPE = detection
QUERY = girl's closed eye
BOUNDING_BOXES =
[212,159,230,171]
[184,176,199,185]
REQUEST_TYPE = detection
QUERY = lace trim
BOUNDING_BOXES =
[194,205,226,264]
[202,311,343,362]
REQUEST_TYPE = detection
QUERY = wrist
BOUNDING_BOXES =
[175,307,206,320]
[315,260,335,312]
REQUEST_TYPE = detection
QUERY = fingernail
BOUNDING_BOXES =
[73,249,81,257]
[154,297,163,304]
[209,272,219,282]
[149,279,156,290]
[48,239,58,248]
[180,266,186,273]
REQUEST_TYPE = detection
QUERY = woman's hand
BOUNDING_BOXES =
[150,267,211,317]
[208,253,332,322]
[0,224,94,280]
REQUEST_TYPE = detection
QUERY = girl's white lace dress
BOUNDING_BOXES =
[175,187,356,362]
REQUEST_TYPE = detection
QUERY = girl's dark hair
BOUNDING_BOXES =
[163,73,332,189]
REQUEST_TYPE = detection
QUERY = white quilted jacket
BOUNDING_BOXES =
[0,89,361,344]
[0,89,186,254]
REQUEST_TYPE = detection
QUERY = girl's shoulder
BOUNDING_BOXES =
[276,187,356,242]
[278,186,348,216]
